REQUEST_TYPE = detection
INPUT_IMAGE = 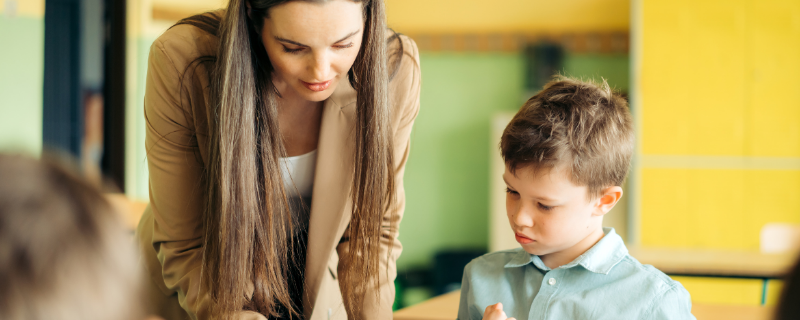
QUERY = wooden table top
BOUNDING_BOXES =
[393,291,775,320]
[628,246,797,278]
[105,193,148,230]
[393,291,460,320]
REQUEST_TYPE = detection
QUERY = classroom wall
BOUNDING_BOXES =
[125,0,174,201]
[385,0,629,33]
[635,0,800,250]
[0,1,44,155]
[384,0,632,270]
[125,35,157,201]
[633,0,800,306]
[146,0,629,34]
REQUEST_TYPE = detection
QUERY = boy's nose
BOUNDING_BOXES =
[513,203,535,227]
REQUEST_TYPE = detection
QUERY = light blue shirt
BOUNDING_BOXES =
[457,228,695,320]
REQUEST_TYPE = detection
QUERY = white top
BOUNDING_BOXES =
[280,150,317,198]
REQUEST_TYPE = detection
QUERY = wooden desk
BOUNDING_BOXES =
[106,193,148,230]
[393,291,775,320]
[628,247,797,278]
[393,291,460,320]
[692,303,774,320]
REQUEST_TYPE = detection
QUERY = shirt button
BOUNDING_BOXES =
[548,278,556,285]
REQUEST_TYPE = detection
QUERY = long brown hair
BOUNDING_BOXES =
[173,0,397,318]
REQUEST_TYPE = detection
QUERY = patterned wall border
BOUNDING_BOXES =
[404,32,629,54]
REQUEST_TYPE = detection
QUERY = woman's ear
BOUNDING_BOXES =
[593,186,623,217]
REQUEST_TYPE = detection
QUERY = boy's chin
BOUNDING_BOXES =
[520,244,553,256]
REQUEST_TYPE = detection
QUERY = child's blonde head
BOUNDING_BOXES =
[501,76,634,197]
[0,154,143,320]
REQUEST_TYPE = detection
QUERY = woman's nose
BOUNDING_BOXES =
[308,51,331,81]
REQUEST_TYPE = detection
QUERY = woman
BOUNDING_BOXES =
[137,0,420,319]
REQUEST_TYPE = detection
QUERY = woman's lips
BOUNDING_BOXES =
[515,233,534,244]
[302,80,332,92]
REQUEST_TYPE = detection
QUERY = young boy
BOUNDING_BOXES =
[457,77,695,320]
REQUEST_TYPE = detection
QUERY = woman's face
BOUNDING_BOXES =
[260,0,364,102]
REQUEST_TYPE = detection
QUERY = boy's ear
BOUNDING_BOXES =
[593,186,623,217]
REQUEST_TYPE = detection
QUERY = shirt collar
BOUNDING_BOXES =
[504,228,628,275]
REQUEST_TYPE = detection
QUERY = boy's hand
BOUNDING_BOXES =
[483,303,516,320]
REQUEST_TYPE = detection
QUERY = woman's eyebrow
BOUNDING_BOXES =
[274,36,308,47]
[274,30,361,47]
[334,30,360,43]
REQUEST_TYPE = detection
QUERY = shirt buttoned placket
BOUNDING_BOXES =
[528,268,561,320]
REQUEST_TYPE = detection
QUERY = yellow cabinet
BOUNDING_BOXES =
[640,168,800,249]
[672,276,763,306]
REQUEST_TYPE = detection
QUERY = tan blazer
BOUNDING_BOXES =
[136,23,421,320]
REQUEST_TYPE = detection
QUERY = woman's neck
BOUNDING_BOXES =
[276,89,324,157]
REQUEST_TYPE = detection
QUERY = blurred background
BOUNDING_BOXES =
[1,0,799,313]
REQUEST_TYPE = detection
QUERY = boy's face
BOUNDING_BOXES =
[503,164,617,257]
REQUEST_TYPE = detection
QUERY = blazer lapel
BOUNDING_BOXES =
[303,82,356,317]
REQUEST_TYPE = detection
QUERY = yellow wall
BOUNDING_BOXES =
[0,0,44,17]
[149,0,629,33]
[385,0,628,33]
[636,0,800,250]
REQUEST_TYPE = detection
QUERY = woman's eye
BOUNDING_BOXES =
[333,42,353,49]
[282,46,304,54]
[538,203,553,211]
[334,43,354,50]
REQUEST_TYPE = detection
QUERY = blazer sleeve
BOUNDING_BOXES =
[144,36,211,320]
[143,36,266,320]
[335,34,422,319]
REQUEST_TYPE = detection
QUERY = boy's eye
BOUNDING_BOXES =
[282,46,304,54]
[505,187,519,195]
[538,203,554,211]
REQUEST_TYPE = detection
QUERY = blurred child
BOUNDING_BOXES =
[457,77,695,320]
[0,154,147,320]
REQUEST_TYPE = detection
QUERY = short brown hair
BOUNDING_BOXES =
[500,77,634,197]
[0,154,143,320]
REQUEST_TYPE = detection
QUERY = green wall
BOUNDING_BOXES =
[127,36,158,201]
[563,53,630,92]
[397,52,630,270]
[0,15,44,155]
[398,53,525,269]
